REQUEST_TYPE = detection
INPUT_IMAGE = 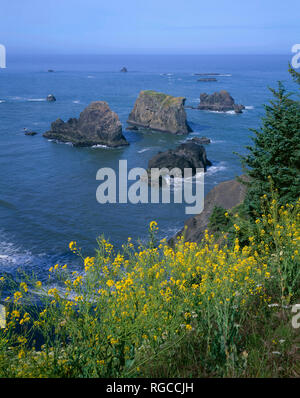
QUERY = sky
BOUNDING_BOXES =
[0,0,299,54]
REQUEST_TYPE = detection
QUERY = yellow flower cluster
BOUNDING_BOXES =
[2,198,298,378]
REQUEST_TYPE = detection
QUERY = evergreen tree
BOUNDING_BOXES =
[240,68,300,216]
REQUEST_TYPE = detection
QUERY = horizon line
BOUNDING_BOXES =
[6,53,292,57]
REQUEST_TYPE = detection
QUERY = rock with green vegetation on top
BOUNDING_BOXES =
[127,90,192,134]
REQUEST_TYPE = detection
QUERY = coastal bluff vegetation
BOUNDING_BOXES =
[0,67,299,378]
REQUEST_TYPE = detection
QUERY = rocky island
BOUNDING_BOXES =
[198,90,245,113]
[43,101,129,147]
[147,141,211,181]
[127,90,192,134]
[144,142,211,186]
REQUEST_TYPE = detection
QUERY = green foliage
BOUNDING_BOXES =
[0,196,299,378]
[288,63,300,85]
[208,206,231,233]
[239,69,300,217]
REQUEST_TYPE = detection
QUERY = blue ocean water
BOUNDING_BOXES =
[0,54,293,280]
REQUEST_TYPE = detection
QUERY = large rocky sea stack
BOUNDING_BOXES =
[127,90,192,134]
[43,102,128,147]
[198,90,245,113]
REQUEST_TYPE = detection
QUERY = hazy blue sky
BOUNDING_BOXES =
[1,0,299,54]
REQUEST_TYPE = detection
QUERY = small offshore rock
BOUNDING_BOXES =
[198,90,245,113]
[24,130,38,136]
[188,136,211,145]
[46,94,56,102]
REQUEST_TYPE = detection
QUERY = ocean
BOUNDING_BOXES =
[0,54,293,281]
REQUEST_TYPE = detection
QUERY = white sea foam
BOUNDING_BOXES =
[28,98,46,102]
[48,139,74,146]
[137,147,152,153]
[205,162,227,176]
[9,96,47,102]
[73,100,80,104]
[245,105,254,110]
[0,100,5,103]
[205,110,236,115]
[225,110,236,115]
[162,225,183,240]
[164,171,205,191]
[0,231,33,269]
[91,144,109,149]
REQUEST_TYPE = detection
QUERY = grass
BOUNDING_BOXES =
[0,196,299,378]
[142,90,184,107]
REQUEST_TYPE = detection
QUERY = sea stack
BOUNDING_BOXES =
[198,90,245,113]
[148,142,211,175]
[43,101,129,147]
[127,90,192,134]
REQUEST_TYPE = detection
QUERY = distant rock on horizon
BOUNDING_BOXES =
[120,67,128,72]
[198,90,245,113]
[198,78,217,82]
[43,101,129,147]
[194,73,222,76]
[46,94,56,102]
[127,90,192,135]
